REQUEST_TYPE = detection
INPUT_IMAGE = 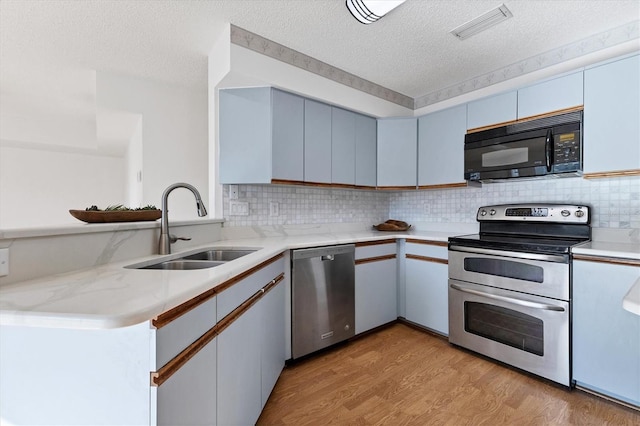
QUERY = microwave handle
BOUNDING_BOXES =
[545,129,553,172]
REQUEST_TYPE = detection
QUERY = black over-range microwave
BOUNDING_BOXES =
[464,111,582,182]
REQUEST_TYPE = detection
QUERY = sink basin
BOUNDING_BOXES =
[181,249,257,262]
[138,260,226,270]
[125,247,260,270]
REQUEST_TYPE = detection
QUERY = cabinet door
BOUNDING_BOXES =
[355,258,397,334]
[304,99,332,183]
[260,280,286,407]
[156,338,217,426]
[573,259,640,406]
[466,91,517,130]
[355,114,377,187]
[219,87,272,183]
[583,55,640,174]
[272,89,304,182]
[217,299,262,426]
[517,72,583,119]
[377,118,417,187]
[331,107,356,185]
[405,243,449,335]
[418,104,466,187]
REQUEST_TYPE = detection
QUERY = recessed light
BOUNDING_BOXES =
[346,0,406,24]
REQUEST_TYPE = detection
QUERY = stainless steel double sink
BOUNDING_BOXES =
[125,249,259,270]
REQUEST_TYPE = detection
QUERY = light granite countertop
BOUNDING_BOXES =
[2,225,638,330]
[0,229,455,330]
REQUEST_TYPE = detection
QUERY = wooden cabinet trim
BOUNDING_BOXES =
[574,254,640,267]
[356,254,397,265]
[214,253,284,295]
[151,273,285,387]
[406,254,448,265]
[582,169,640,179]
[355,239,397,247]
[467,105,584,134]
[376,186,417,191]
[152,253,284,329]
[405,239,448,247]
[417,182,467,190]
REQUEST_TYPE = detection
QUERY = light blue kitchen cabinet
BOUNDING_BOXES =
[260,279,286,408]
[216,293,262,426]
[404,241,449,335]
[219,87,304,184]
[304,99,332,184]
[517,72,583,119]
[377,117,417,188]
[156,338,217,426]
[355,114,377,187]
[331,107,356,185]
[573,258,640,407]
[418,104,467,187]
[466,91,517,130]
[583,54,640,175]
[355,242,397,334]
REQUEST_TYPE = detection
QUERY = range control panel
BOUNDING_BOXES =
[477,204,590,224]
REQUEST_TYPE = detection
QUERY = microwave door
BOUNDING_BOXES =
[465,135,548,180]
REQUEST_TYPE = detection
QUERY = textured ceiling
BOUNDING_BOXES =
[1,0,638,101]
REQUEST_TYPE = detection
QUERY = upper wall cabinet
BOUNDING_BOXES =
[377,118,417,188]
[583,54,640,176]
[418,105,467,188]
[354,114,377,188]
[331,107,356,186]
[304,99,332,184]
[517,72,583,119]
[466,91,517,130]
[219,88,304,184]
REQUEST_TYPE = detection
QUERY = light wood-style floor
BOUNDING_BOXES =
[257,323,639,425]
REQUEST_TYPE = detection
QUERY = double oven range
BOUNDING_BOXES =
[448,204,590,387]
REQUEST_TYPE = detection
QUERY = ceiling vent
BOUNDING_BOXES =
[346,0,406,24]
[450,4,513,40]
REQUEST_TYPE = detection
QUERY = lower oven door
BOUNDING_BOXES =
[448,279,570,386]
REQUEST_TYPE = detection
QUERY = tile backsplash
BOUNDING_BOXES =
[223,177,639,229]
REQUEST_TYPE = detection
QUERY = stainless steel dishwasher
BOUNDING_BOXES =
[291,244,355,359]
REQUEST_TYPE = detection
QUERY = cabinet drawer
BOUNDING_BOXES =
[406,241,448,260]
[154,296,217,369]
[355,241,397,260]
[217,256,285,321]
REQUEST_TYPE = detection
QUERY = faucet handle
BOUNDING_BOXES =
[169,234,192,244]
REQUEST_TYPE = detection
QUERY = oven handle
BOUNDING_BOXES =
[448,244,568,263]
[450,283,566,312]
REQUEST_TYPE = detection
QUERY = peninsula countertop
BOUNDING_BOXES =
[0,229,454,330]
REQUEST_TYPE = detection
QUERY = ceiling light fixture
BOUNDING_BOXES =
[346,0,406,24]
[450,4,513,40]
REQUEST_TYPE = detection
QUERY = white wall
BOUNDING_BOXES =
[96,71,209,221]
[0,144,125,228]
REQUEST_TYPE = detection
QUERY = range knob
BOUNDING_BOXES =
[575,210,585,218]
[561,210,570,217]
[480,209,487,216]
[490,209,496,215]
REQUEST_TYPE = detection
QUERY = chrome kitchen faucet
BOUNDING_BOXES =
[159,182,208,255]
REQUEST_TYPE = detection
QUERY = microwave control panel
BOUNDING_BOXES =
[553,131,581,170]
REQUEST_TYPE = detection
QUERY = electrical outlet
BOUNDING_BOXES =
[229,185,239,200]
[0,248,8,276]
[269,202,279,217]
[229,201,249,216]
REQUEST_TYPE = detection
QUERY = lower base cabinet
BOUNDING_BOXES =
[573,257,640,407]
[404,241,449,335]
[355,241,398,335]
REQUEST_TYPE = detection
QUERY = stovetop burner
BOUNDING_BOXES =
[449,204,591,256]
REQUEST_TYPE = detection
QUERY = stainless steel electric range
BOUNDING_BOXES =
[447,204,591,387]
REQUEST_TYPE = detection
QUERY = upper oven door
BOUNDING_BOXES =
[448,245,569,300]
[464,128,550,181]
